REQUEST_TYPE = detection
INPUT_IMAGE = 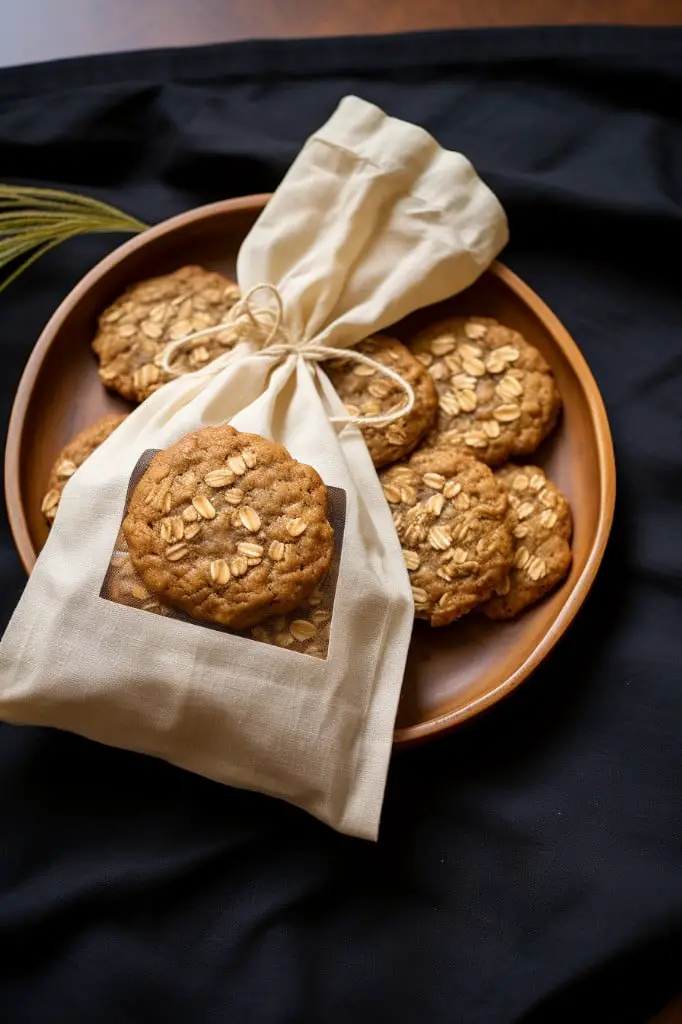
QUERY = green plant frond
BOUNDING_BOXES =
[0,186,147,230]
[0,184,149,294]
[0,228,83,268]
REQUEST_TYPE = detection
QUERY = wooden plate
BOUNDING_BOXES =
[4,195,615,745]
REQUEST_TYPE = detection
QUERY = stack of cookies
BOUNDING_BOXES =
[328,316,572,626]
[42,263,572,637]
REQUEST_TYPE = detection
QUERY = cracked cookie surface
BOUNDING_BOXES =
[326,334,438,467]
[482,464,572,619]
[123,425,334,629]
[92,266,240,402]
[409,316,561,465]
[380,448,513,626]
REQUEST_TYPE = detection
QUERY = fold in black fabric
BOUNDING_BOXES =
[1,26,681,1024]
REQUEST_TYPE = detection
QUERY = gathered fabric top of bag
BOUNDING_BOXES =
[161,94,508,426]
[159,282,418,428]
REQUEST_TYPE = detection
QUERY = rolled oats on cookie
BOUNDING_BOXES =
[106,548,172,616]
[326,334,438,467]
[409,316,561,465]
[92,266,241,402]
[249,580,331,659]
[123,425,334,629]
[42,412,127,527]
[482,464,572,619]
[380,448,513,626]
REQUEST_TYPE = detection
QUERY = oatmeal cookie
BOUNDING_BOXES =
[249,580,330,659]
[106,548,171,616]
[123,425,334,629]
[381,448,513,627]
[41,412,127,526]
[409,316,561,465]
[482,464,572,619]
[92,266,240,402]
[326,334,438,467]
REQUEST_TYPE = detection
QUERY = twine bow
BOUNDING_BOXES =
[158,283,415,427]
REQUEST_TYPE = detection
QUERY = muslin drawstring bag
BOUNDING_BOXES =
[0,96,507,839]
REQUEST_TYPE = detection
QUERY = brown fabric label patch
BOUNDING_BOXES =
[101,449,346,660]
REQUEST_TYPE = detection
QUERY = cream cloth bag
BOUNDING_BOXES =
[0,96,507,839]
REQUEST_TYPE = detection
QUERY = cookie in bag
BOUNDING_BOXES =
[124,425,334,629]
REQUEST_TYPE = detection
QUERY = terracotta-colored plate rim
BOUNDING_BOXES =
[4,195,616,745]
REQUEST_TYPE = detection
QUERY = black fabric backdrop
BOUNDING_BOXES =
[1,26,681,1024]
